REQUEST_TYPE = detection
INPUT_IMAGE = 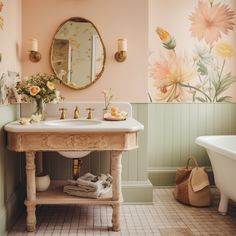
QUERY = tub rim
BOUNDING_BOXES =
[195,135,236,161]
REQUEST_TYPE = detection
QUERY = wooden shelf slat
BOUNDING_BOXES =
[36,180,120,205]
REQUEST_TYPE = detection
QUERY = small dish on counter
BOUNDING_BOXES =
[103,111,128,121]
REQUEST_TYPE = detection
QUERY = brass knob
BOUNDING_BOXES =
[74,106,80,119]
[59,108,67,119]
[86,108,95,119]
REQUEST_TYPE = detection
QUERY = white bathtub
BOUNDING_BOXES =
[195,136,236,215]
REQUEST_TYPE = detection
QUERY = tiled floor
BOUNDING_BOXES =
[8,188,236,236]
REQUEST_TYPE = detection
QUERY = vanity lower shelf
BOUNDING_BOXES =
[36,180,122,205]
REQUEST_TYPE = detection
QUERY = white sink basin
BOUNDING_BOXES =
[58,151,91,159]
[45,119,101,158]
[5,103,144,134]
[5,102,144,159]
[45,119,102,126]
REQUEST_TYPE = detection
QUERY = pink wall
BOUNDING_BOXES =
[22,0,149,102]
[0,0,21,74]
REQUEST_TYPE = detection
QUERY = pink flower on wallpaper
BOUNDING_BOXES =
[189,1,234,44]
[150,52,196,102]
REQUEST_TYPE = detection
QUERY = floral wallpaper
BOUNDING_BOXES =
[0,1,3,28]
[0,71,20,104]
[0,1,20,105]
[149,0,236,102]
[0,0,3,63]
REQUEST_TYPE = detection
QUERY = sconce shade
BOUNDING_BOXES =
[28,38,41,62]
[30,38,38,51]
[117,38,127,52]
[115,38,127,62]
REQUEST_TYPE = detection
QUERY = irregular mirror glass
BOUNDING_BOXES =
[50,17,106,89]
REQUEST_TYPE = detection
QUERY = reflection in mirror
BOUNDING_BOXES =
[50,17,106,89]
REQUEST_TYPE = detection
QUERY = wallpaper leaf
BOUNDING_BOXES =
[197,61,208,76]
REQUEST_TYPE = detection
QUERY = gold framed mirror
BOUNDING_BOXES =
[50,17,106,90]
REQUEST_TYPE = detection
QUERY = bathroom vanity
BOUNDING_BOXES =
[4,102,144,232]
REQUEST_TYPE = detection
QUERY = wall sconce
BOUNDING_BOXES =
[29,38,41,63]
[114,38,127,62]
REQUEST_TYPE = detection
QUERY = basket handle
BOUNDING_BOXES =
[186,156,199,169]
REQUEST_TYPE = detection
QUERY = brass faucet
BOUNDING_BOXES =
[59,108,67,119]
[74,106,80,119]
[86,108,95,119]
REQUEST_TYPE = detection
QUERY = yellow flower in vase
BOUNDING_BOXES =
[47,81,55,90]
[29,86,41,96]
[15,73,63,116]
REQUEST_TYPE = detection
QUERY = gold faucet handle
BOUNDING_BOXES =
[59,108,67,119]
[74,106,80,119]
[86,108,95,119]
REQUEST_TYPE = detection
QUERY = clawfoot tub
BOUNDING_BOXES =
[195,136,236,215]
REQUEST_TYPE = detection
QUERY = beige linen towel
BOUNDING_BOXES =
[190,167,210,192]
[188,167,211,206]
[64,172,113,198]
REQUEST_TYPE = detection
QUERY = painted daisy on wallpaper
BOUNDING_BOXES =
[149,0,236,102]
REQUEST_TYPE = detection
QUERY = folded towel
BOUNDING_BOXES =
[63,184,111,199]
[63,172,113,198]
[67,179,104,192]
[67,179,100,192]
[67,172,112,192]
[93,173,113,188]
[190,167,210,192]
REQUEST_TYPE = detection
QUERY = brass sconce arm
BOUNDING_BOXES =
[114,51,127,62]
[29,50,42,63]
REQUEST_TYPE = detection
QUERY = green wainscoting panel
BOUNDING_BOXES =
[0,104,22,235]
[122,180,153,203]
[41,103,236,202]
[147,103,236,186]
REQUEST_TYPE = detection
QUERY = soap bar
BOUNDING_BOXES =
[111,106,119,117]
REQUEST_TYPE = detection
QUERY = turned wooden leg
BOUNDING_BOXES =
[112,204,121,231]
[25,202,36,232]
[111,151,122,231]
[24,151,36,232]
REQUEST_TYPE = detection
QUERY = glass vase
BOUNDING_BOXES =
[35,99,45,121]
